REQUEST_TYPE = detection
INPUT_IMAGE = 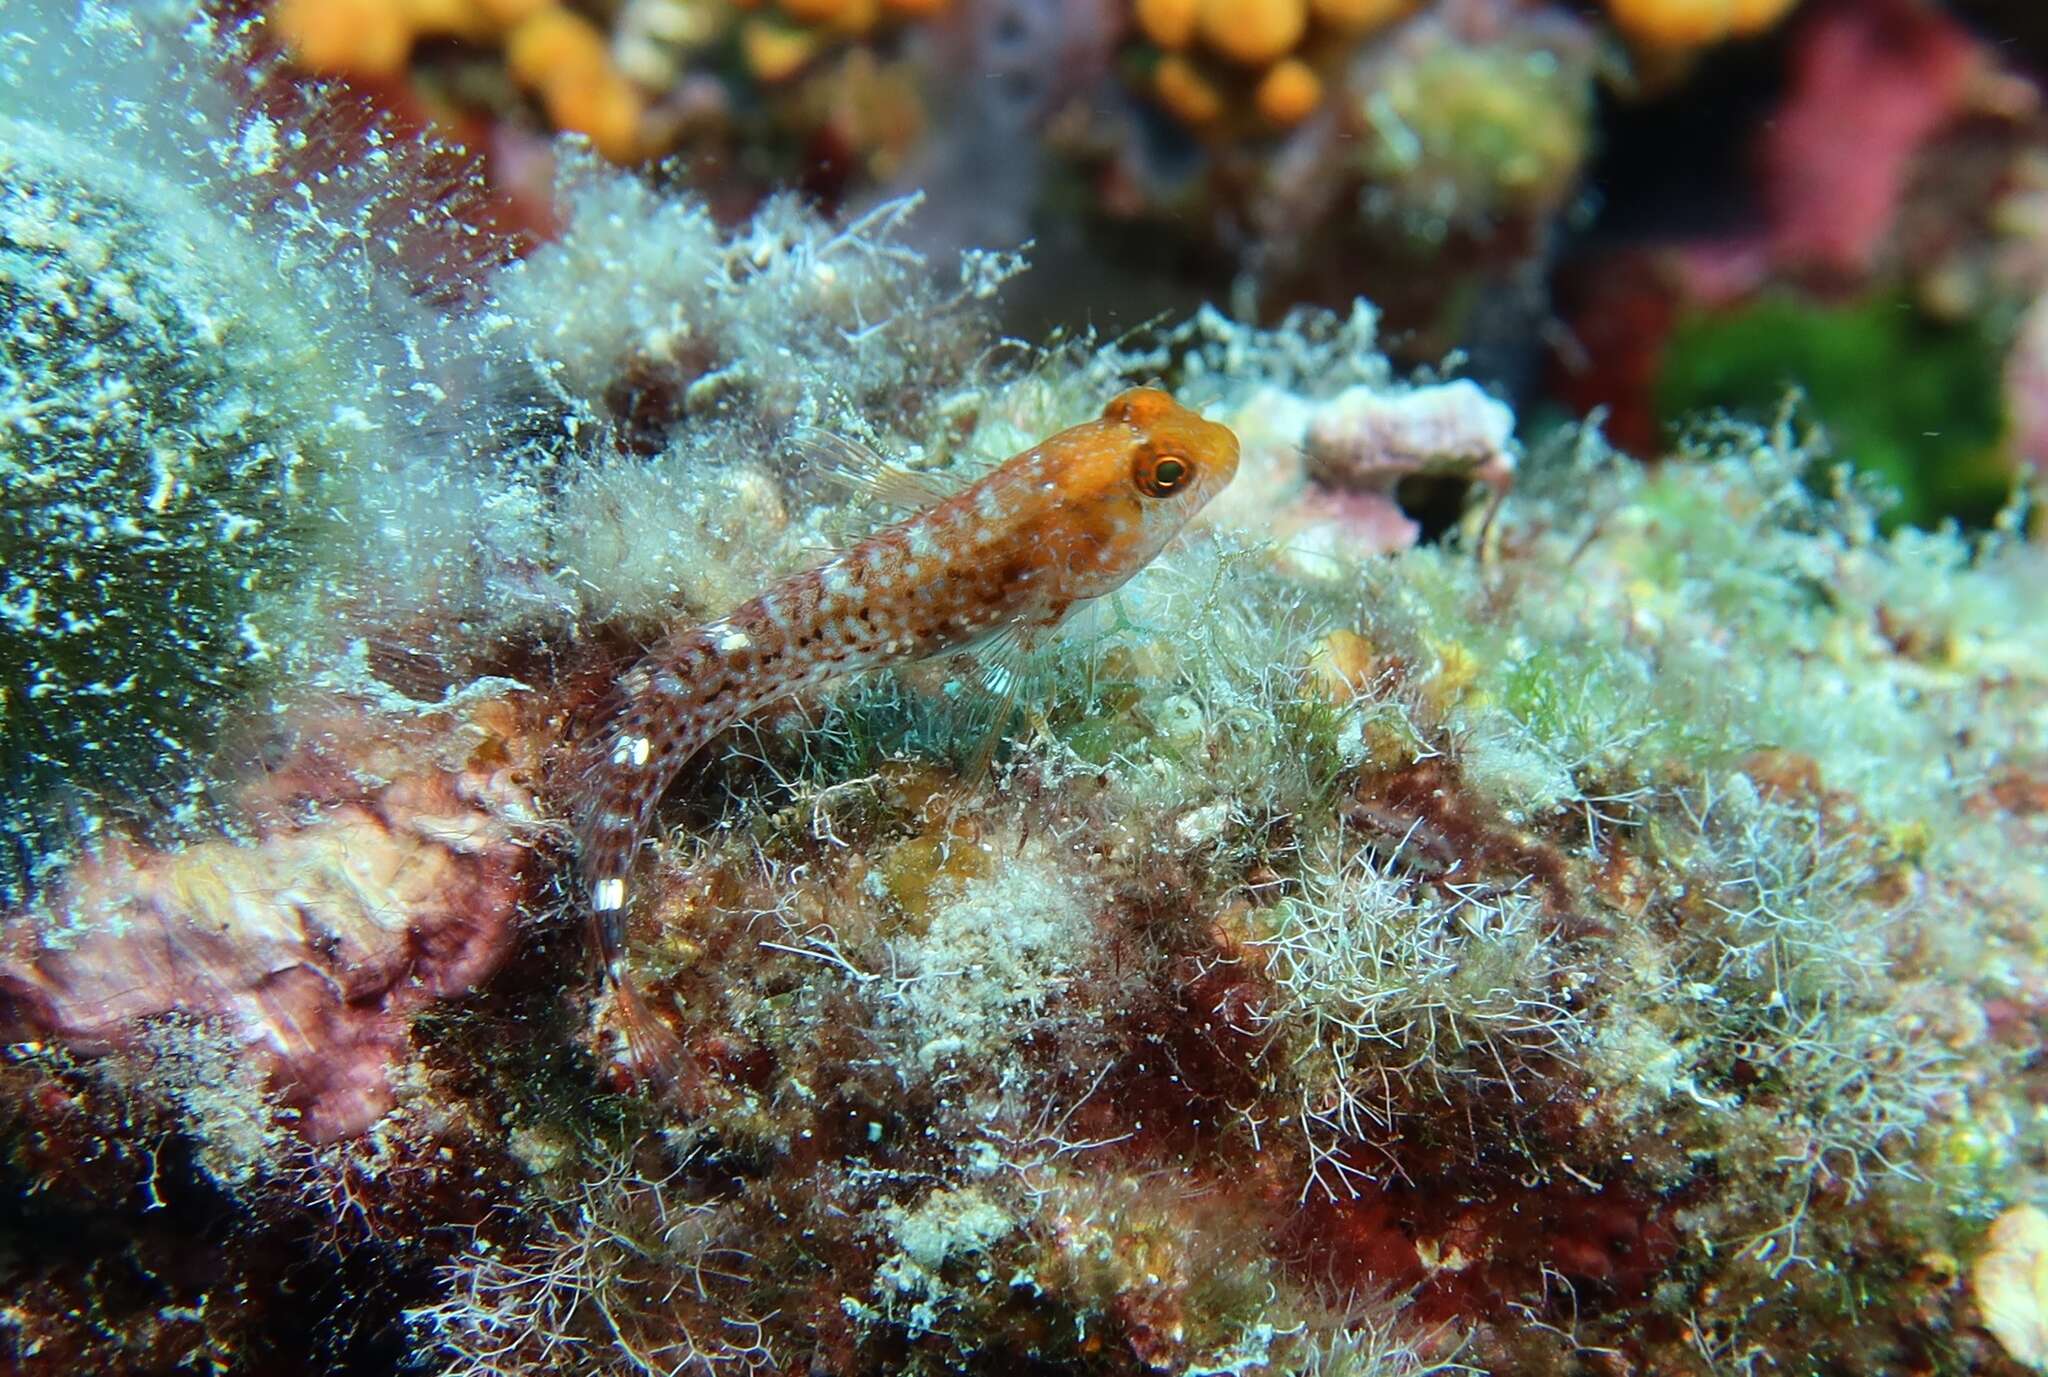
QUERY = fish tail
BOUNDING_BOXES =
[574,715,672,930]
[570,636,726,932]
[602,957,704,1101]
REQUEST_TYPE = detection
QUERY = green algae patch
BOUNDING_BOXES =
[0,119,347,902]
[1657,292,2014,530]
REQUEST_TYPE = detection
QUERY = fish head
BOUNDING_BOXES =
[1102,386,1240,521]
[1018,387,1239,599]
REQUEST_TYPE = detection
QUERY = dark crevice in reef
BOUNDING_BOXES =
[0,1093,433,1376]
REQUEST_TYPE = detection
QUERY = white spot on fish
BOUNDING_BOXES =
[593,877,626,912]
[612,735,652,767]
[716,628,752,652]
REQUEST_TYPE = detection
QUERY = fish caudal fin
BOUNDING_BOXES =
[608,964,703,1101]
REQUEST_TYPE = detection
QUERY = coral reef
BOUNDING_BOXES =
[1216,0,1599,364]
[3,4,2048,1377]
[1754,0,1999,288]
[1343,4,1594,245]
[2012,291,2048,480]
[269,0,958,181]
[1976,1205,2048,1368]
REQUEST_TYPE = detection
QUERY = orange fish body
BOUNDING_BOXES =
[572,388,1240,960]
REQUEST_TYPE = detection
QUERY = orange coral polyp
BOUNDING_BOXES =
[275,0,659,161]
[473,0,554,20]
[398,0,497,40]
[1154,52,1225,123]
[780,0,879,33]
[1730,0,1800,33]
[1137,0,1201,50]
[1196,0,1307,66]
[1255,56,1321,125]
[1306,0,1410,32]
[742,16,825,80]
[505,8,613,88]
[1606,0,1801,48]
[502,9,649,159]
[544,69,648,162]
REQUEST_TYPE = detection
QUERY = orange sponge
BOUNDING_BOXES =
[398,0,497,40]
[742,16,825,82]
[1606,0,1802,49]
[1154,52,1224,123]
[504,8,613,88]
[506,10,648,159]
[1306,0,1410,33]
[1254,56,1320,125]
[1197,0,1307,67]
[273,0,414,77]
[1137,0,1201,50]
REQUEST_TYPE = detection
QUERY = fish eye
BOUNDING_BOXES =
[1136,451,1194,498]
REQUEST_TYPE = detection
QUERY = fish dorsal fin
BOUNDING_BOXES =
[788,427,956,512]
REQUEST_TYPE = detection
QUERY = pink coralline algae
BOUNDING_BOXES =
[1306,377,1516,484]
[1649,0,2000,308]
[0,699,540,1141]
[1755,0,1988,286]
[1302,377,1517,547]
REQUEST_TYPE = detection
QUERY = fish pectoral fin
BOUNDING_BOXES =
[787,427,956,512]
[947,620,1040,785]
[965,620,1035,698]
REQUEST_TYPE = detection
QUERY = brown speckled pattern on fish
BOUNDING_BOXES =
[571,387,1240,964]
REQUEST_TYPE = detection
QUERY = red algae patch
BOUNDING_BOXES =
[0,699,540,1141]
